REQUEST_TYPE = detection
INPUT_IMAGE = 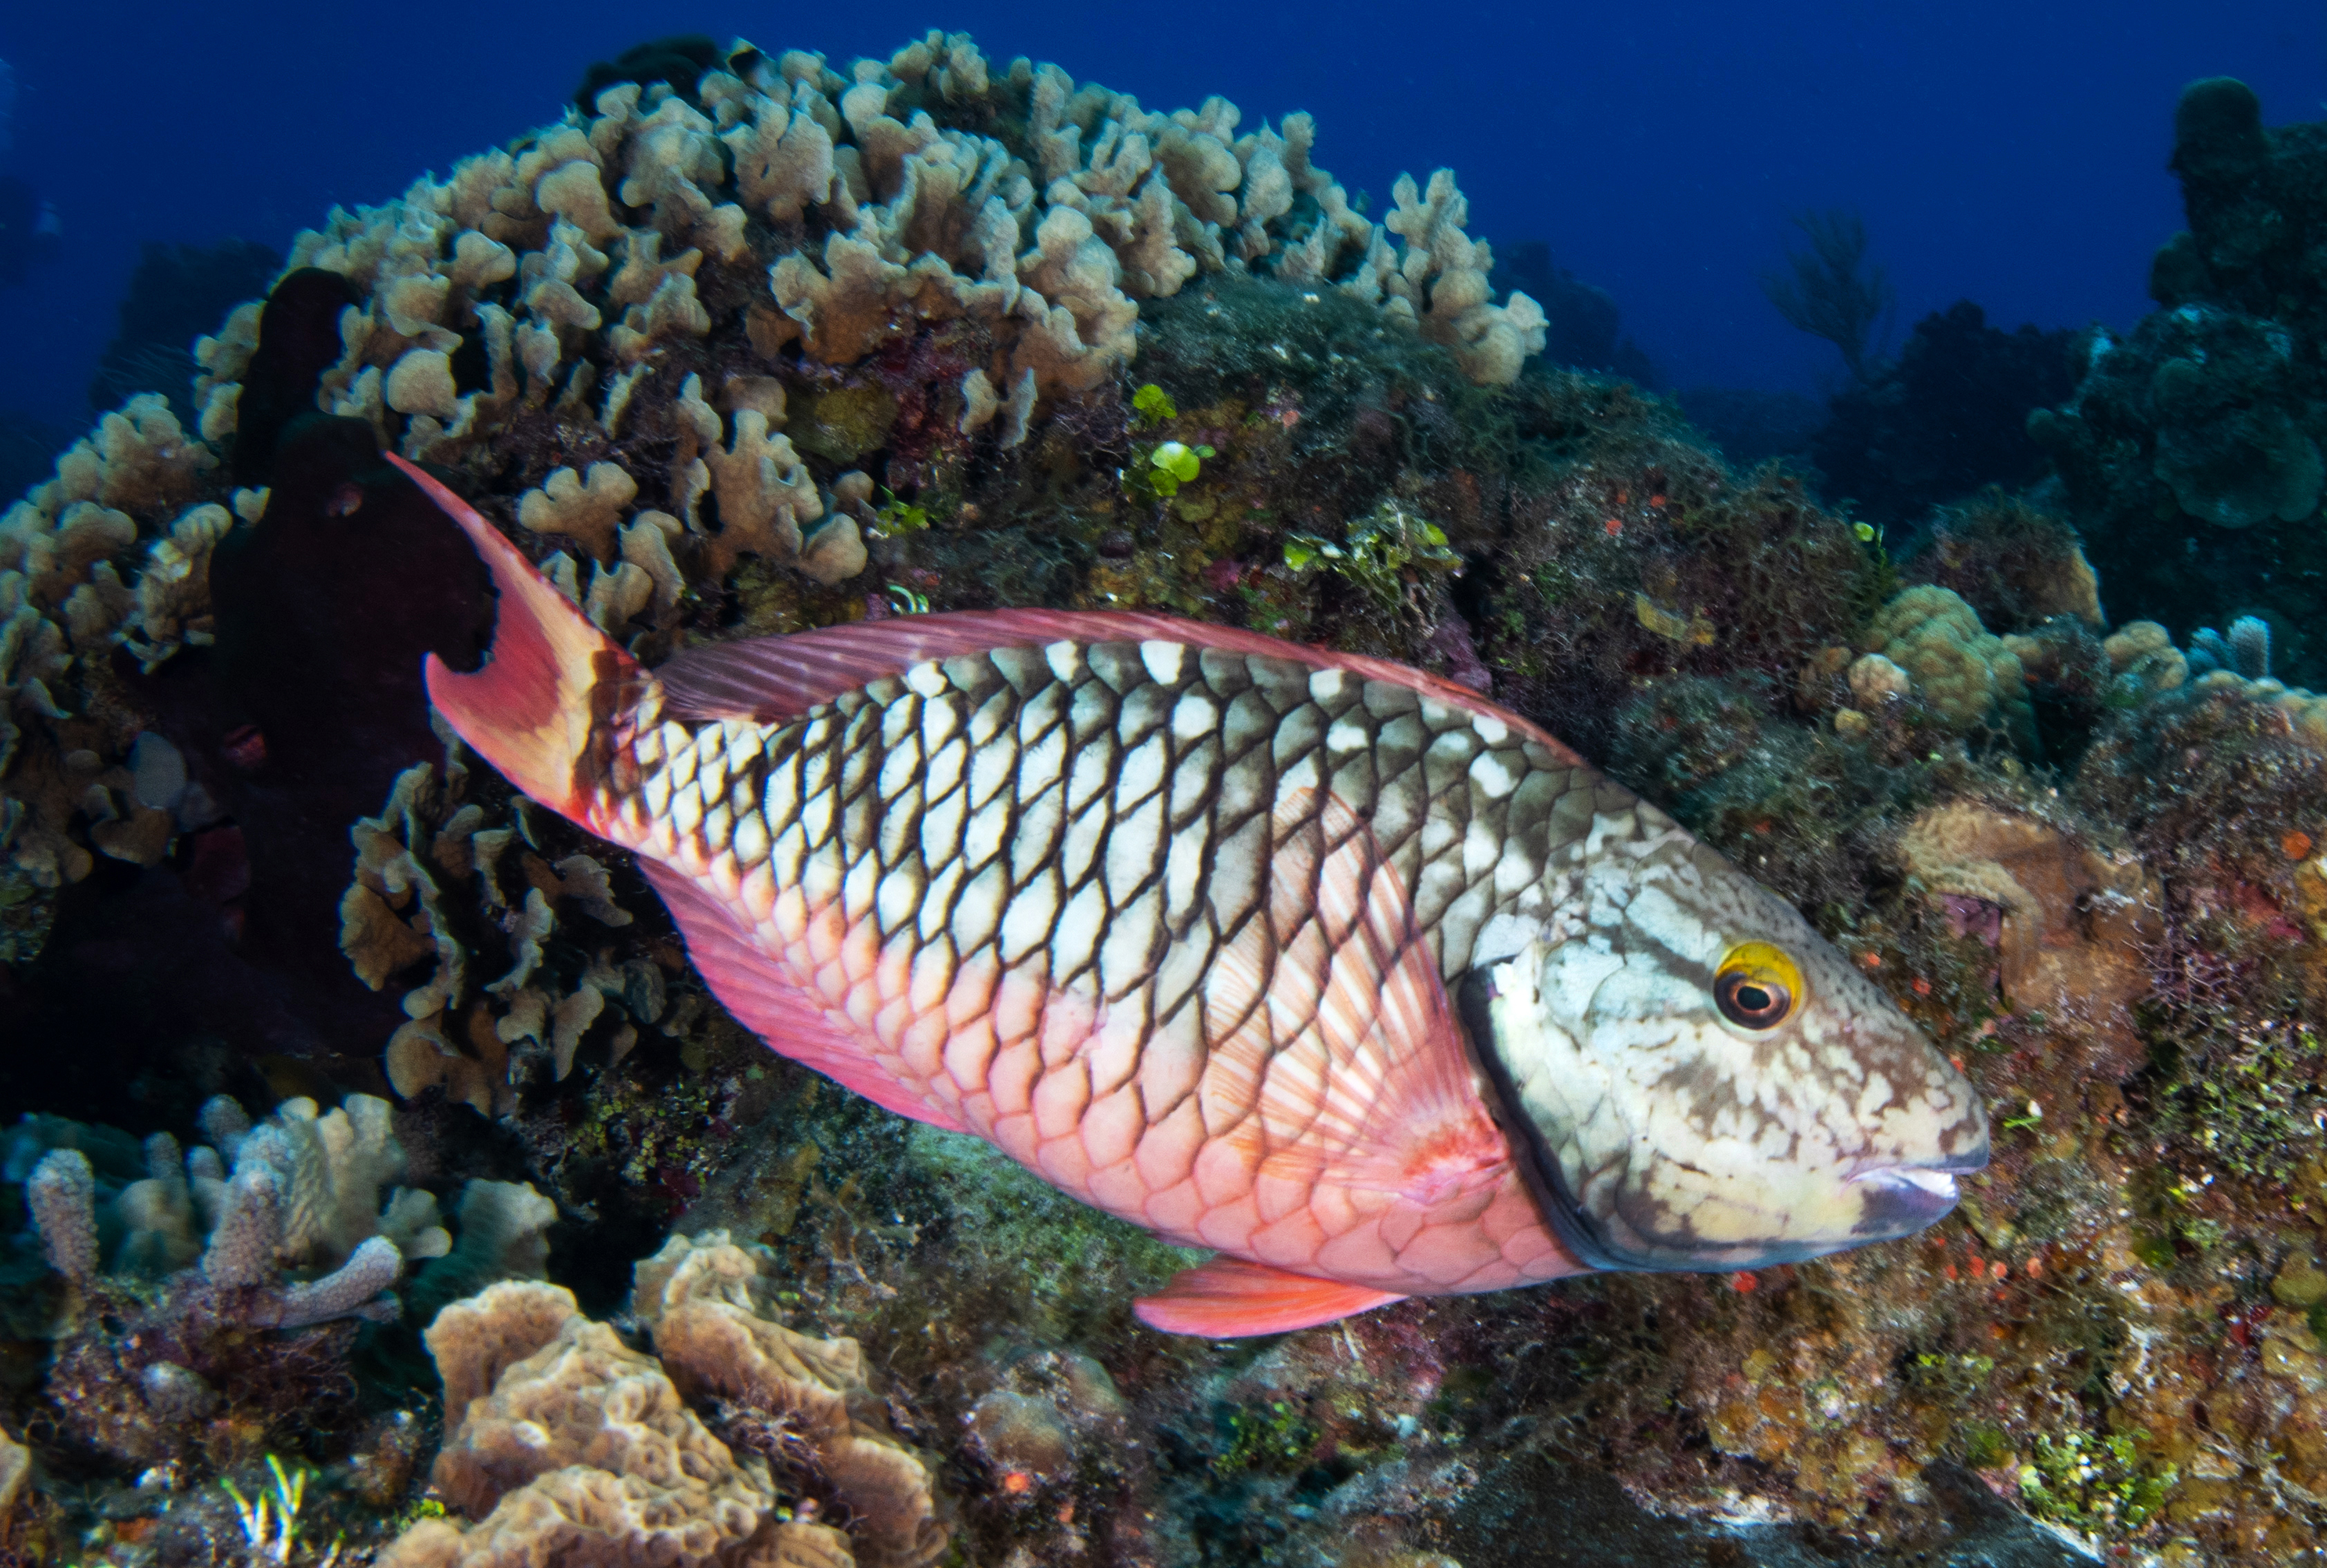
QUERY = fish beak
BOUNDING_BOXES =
[1848,1152,1985,1233]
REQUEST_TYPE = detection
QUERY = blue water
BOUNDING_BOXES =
[0,0,2320,426]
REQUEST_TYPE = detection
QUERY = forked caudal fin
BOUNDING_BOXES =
[388,453,642,820]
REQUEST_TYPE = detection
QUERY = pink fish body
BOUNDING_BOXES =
[394,457,1986,1337]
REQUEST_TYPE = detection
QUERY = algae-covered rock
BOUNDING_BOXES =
[1897,800,2160,1075]
[790,384,900,464]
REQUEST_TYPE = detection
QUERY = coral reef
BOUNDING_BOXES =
[14,38,2327,1568]
[1811,301,2076,528]
[3,1090,554,1483]
[0,1422,25,1529]
[343,752,674,1111]
[0,26,1545,989]
[379,1232,940,1568]
[2031,78,2327,686]
[1900,489,2102,634]
[1896,799,2159,1075]
[1847,583,2035,748]
[1475,376,1884,759]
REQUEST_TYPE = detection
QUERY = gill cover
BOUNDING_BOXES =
[1460,838,1988,1272]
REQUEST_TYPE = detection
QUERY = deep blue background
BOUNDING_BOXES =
[0,1,2320,428]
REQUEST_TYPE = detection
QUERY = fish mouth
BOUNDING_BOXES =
[1849,1153,1984,1232]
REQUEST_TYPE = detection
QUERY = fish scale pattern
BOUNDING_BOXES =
[616,638,1630,1294]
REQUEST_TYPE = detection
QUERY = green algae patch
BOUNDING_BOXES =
[906,1124,1203,1343]
[791,384,900,463]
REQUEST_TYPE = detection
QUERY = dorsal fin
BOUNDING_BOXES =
[652,608,1583,765]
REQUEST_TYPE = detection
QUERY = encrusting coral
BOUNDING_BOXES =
[1896,799,2160,1075]
[378,1231,942,1568]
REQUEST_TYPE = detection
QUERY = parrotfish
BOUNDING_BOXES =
[390,455,1988,1339]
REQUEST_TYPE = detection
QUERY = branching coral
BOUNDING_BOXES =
[1759,207,1892,384]
[20,1096,415,1465]
[23,1093,439,1319]
[6,1091,556,1478]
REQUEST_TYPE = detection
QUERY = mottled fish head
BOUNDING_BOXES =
[1460,815,1988,1273]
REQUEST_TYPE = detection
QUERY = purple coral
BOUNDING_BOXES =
[1940,893,2005,947]
[263,1236,404,1330]
[26,1149,97,1286]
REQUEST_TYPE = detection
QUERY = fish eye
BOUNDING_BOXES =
[1713,942,1802,1030]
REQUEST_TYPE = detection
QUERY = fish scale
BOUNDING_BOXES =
[605,639,1610,1297]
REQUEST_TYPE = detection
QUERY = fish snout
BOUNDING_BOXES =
[1847,1144,1988,1234]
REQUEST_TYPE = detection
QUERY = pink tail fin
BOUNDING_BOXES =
[388,455,639,820]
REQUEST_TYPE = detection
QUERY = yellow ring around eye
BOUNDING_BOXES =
[1714,941,1805,1030]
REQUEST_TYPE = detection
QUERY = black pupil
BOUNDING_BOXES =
[1719,972,1788,1025]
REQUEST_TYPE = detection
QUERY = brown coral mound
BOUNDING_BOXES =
[388,1278,826,1567]
[1897,800,2160,1075]
[382,1239,941,1568]
[637,1233,946,1568]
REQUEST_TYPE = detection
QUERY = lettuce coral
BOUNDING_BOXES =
[343,752,672,1110]
[382,1233,941,1568]
[0,28,1547,907]
[220,28,1539,481]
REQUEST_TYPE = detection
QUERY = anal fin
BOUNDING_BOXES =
[1135,1257,1406,1337]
